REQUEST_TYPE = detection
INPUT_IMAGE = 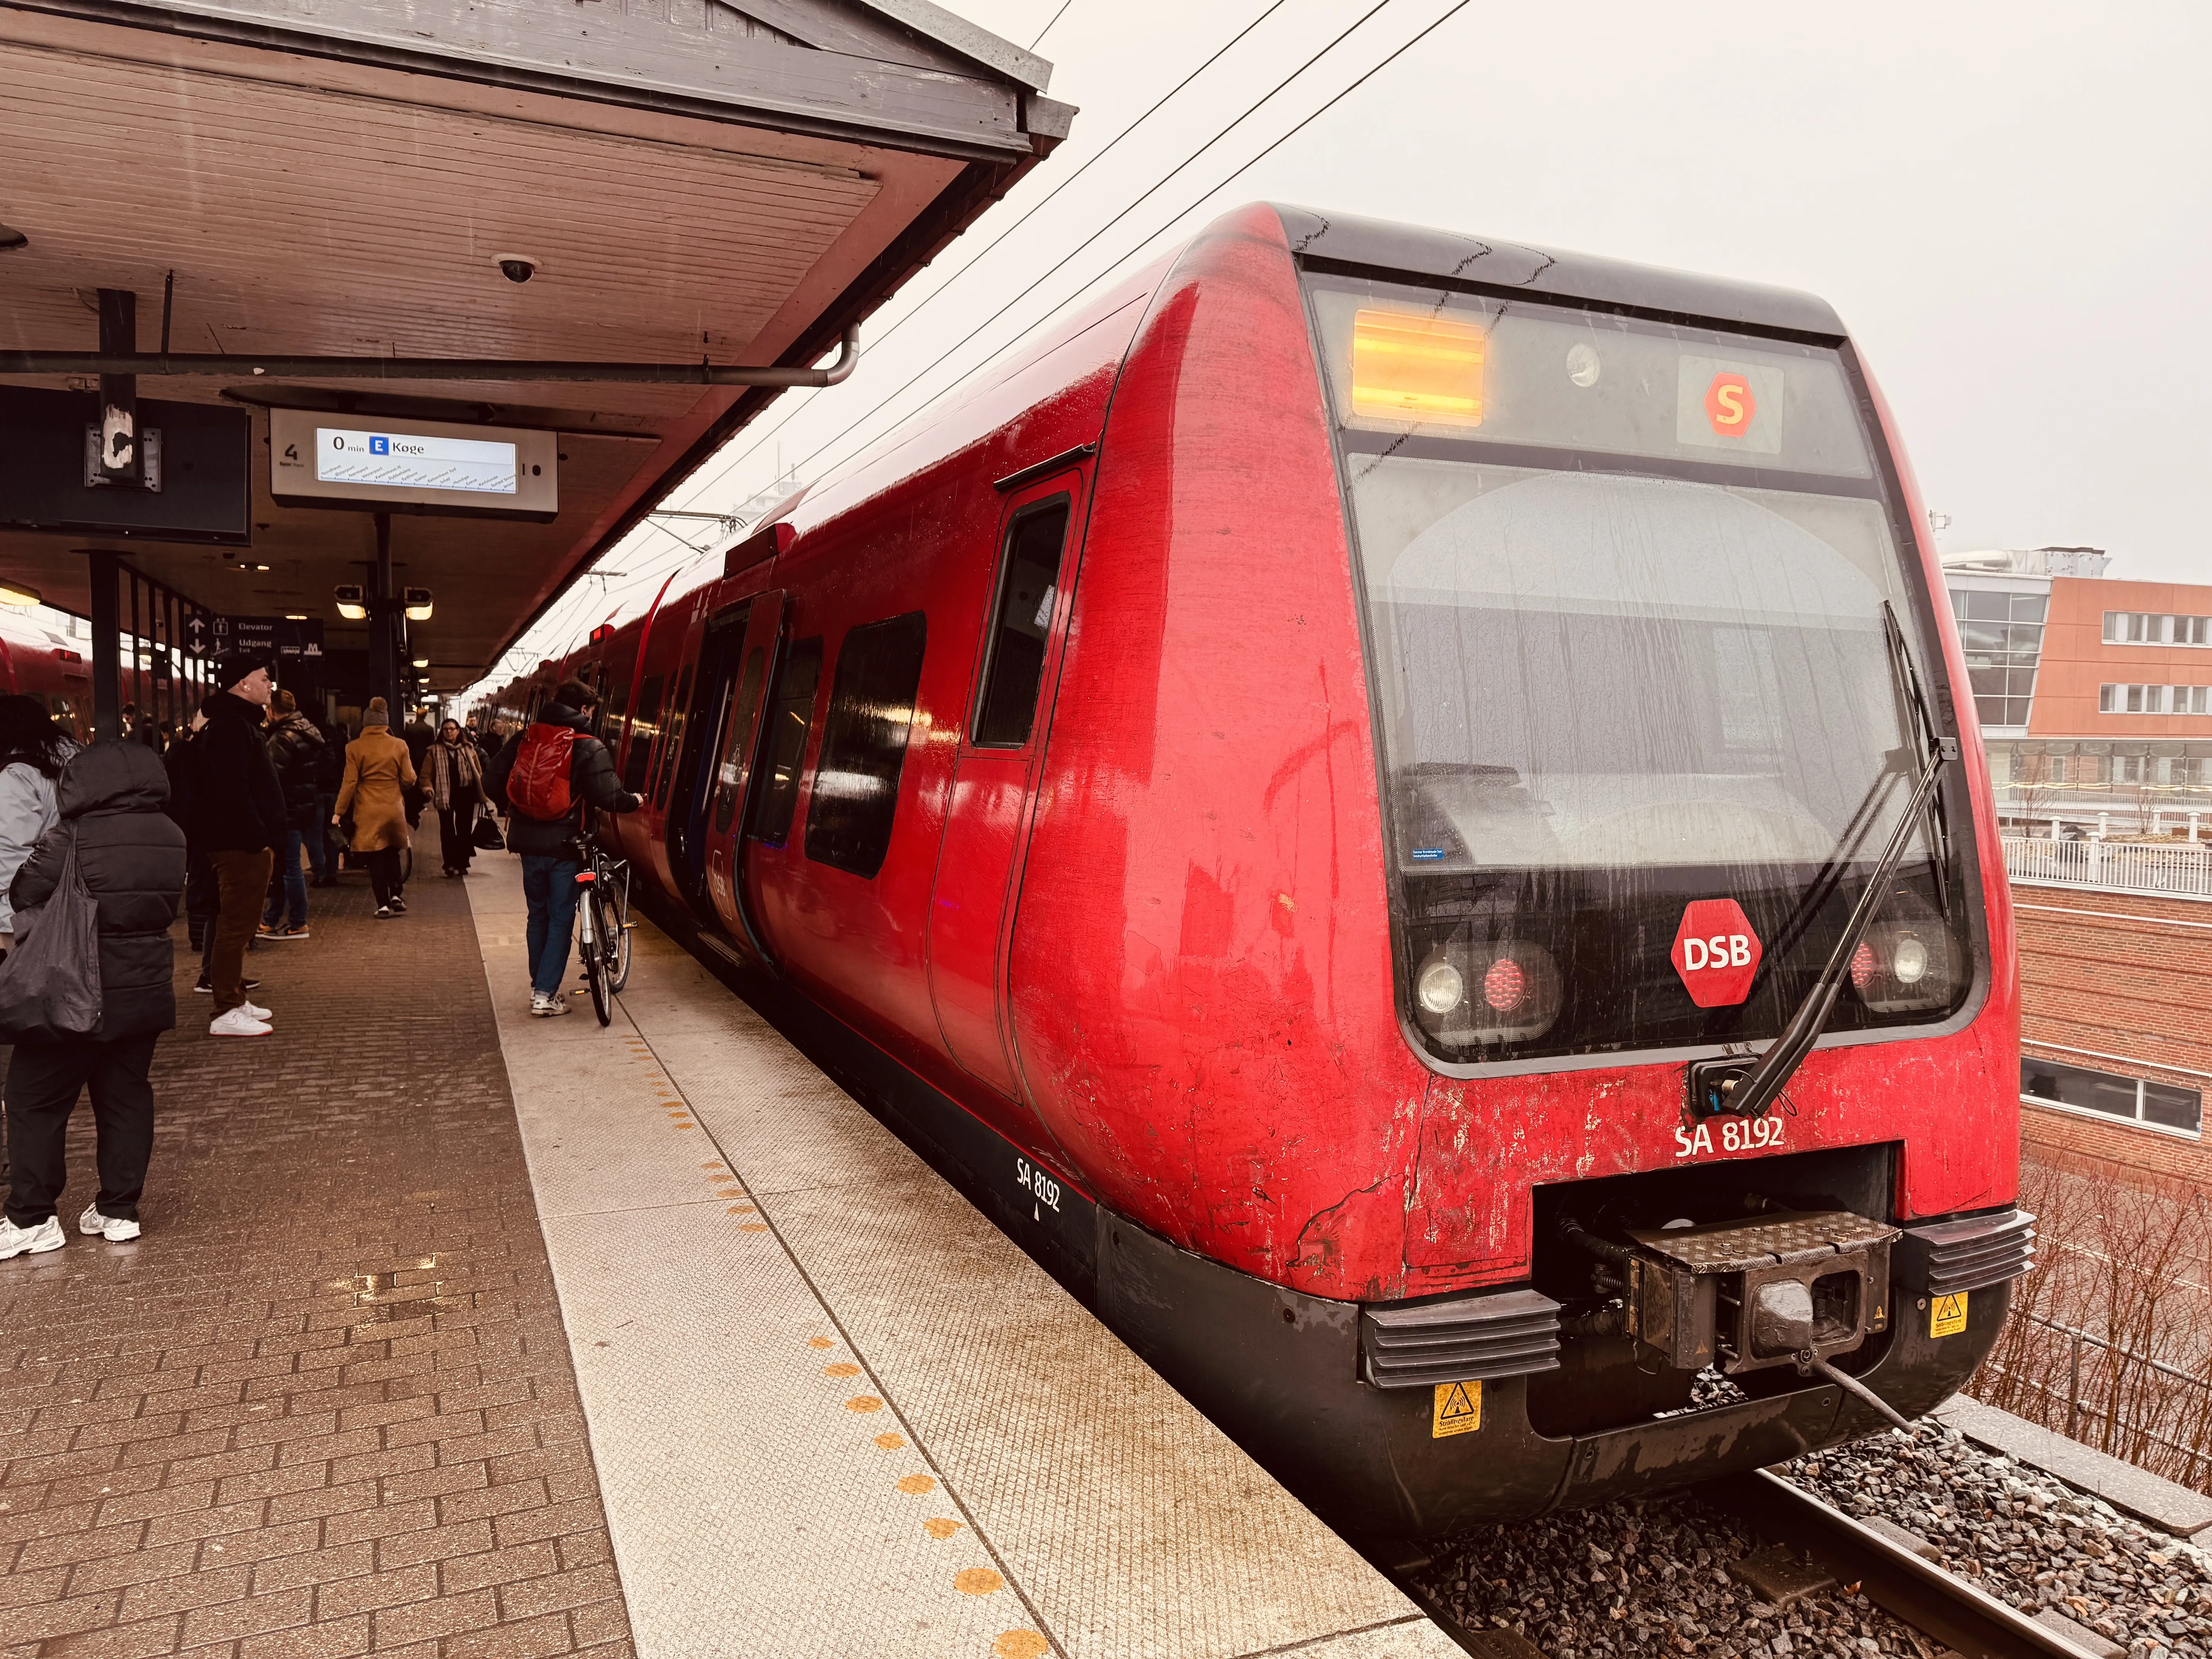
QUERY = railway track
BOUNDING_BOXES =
[1707,1470,2101,1659]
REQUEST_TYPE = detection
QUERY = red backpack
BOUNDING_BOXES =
[506,723,575,821]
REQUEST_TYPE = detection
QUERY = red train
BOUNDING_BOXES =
[491,204,2031,1546]
[0,609,93,739]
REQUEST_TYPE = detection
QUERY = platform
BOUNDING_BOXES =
[0,837,1456,1658]
[465,858,1456,1659]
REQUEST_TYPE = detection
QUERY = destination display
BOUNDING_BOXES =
[268,408,558,521]
[316,428,517,495]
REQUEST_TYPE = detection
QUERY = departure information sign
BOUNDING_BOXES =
[316,428,517,495]
[268,408,558,521]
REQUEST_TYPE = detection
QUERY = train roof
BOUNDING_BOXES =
[1273,205,1848,342]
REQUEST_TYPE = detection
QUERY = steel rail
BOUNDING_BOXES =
[0,326,860,387]
[1705,1470,2099,1659]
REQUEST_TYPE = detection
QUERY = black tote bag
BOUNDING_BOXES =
[0,827,103,1042]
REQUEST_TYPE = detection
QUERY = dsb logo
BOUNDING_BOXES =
[1670,898,1762,1007]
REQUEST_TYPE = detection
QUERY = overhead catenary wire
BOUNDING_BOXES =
[668,0,1295,514]
[467,0,1474,704]
[778,0,1471,491]
[697,0,1410,517]
[1029,0,1076,51]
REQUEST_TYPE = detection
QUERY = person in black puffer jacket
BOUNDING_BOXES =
[259,690,323,939]
[190,654,286,1026]
[0,741,188,1257]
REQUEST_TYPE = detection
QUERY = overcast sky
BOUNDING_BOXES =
[485,0,2212,685]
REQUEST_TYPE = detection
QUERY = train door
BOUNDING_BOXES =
[927,470,1085,1097]
[666,603,753,918]
[699,594,786,955]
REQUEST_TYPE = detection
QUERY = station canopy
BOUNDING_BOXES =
[0,0,1070,689]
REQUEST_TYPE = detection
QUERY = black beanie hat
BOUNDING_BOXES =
[214,649,273,693]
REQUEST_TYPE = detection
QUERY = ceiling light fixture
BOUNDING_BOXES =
[283,612,309,621]
[403,586,433,621]
[334,582,368,621]
[0,581,41,606]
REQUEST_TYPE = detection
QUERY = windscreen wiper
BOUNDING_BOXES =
[1882,601,1956,917]
[1694,611,1953,1121]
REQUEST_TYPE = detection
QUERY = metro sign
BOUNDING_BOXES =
[1670,898,1762,1007]
[1704,372,1756,438]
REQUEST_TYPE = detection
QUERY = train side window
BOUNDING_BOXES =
[603,670,631,736]
[651,665,692,811]
[972,497,1070,747]
[750,637,823,847]
[624,674,665,796]
[804,613,926,878]
[711,647,769,836]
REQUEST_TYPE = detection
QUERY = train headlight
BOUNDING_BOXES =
[1418,959,1466,1014]
[1411,938,1563,1050]
[1850,896,1954,1015]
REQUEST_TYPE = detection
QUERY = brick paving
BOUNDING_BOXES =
[0,836,634,1659]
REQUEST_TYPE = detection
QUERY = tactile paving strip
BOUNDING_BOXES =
[469,874,1033,1658]
[469,866,1457,1659]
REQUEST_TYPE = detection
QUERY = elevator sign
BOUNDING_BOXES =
[1670,898,1762,1007]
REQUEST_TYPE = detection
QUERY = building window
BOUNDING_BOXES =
[2104,611,2212,646]
[1949,588,2045,727]
[804,613,927,879]
[2023,1056,2202,1135]
[2100,683,2212,715]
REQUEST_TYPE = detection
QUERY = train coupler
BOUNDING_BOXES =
[1611,1211,1898,1377]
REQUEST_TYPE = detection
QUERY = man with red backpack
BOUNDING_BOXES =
[483,678,642,1017]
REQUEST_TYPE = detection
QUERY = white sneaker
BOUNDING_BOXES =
[79,1204,141,1242]
[210,1008,273,1036]
[0,1216,65,1259]
[530,992,571,1018]
[242,1001,272,1021]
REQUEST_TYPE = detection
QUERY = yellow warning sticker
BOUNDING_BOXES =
[1930,1292,1969,1338]
[1432,1380,1481,1438]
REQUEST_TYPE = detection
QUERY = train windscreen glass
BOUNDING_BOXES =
[1304,275,1971,1065]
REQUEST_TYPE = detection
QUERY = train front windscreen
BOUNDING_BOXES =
[1302,273,1974,1066]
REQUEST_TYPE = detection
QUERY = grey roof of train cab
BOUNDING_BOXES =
[1274,206,1849,342]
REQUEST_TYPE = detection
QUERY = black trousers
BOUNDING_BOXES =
[4,1035,159,1227]
[366,847,405,908]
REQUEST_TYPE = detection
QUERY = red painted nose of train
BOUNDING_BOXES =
[1005,204,2016,1304]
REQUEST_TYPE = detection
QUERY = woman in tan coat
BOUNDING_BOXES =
[331,698,416,917]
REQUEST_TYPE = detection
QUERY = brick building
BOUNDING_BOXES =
[1946,546,2212,833]
[2011,882,2212,1180]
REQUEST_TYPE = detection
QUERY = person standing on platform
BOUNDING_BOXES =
[0,742,187,1258]
[309,710,346,887]
[334,697,416,918]
[400,709,434,832]
[192,655,284,1036]
[258,690,323,941]
[422,718,485,878]
[484,678,640,1018]
[0,695,74,964]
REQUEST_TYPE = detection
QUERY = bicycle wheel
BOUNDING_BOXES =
[583,889,614,1025]
[606,876,633,993]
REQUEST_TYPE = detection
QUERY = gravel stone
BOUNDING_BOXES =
[1412,1494,1930,1659]
[1412,1424,2208,1659]
[1781,1425,2212,1659]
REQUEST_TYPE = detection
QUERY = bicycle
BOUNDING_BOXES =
[571,838,632,1026]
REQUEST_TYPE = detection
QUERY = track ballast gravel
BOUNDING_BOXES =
[1415,1423,2209,1659]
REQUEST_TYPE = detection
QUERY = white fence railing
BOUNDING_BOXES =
[2004,836,2212,897]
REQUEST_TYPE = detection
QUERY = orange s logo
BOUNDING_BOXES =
[1704,373,1755,436]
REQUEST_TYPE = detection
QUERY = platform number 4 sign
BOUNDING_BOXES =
[1431,1380,1481,1439]
[1930,1292,1969,1338]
